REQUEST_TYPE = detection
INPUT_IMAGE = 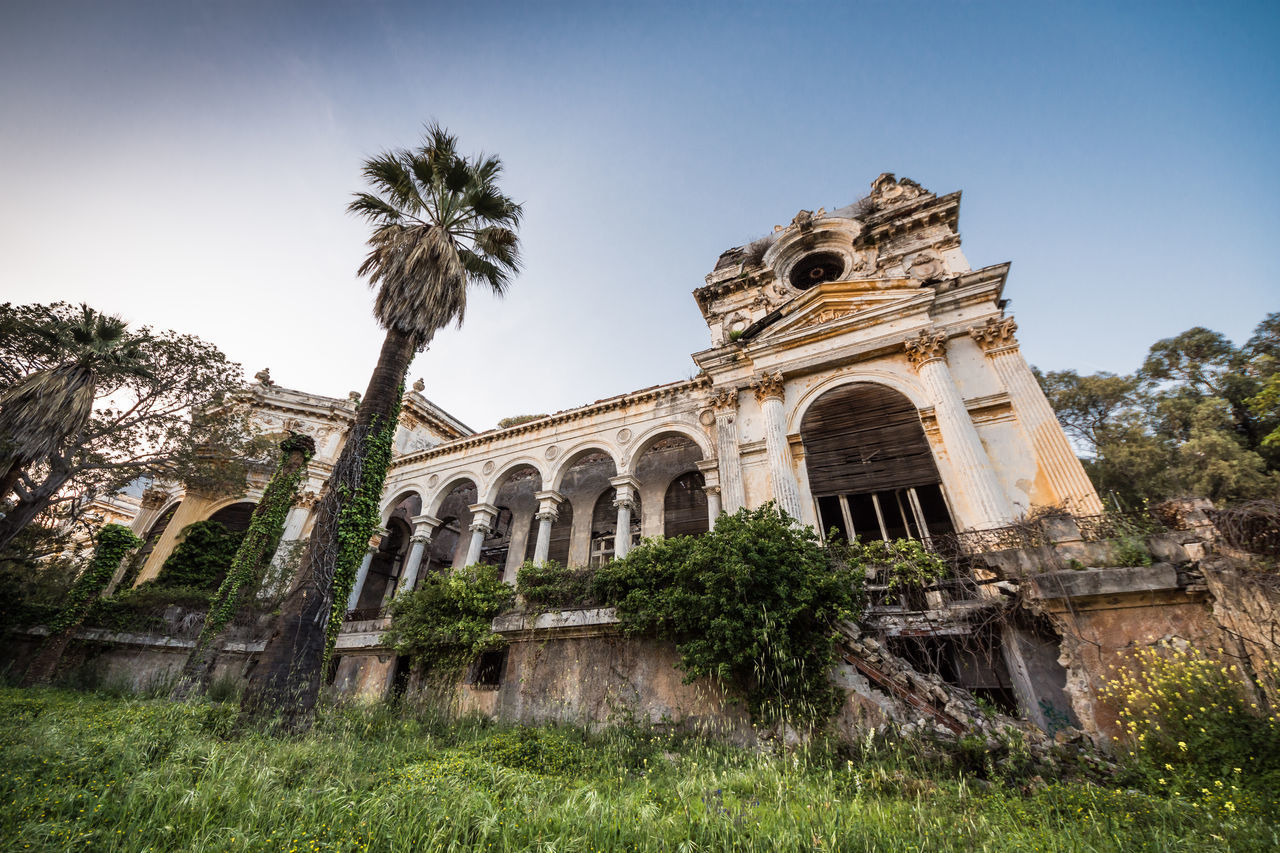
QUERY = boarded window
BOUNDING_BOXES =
[663,472,709,537]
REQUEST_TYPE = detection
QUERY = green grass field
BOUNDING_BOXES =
[0,687,1276,852]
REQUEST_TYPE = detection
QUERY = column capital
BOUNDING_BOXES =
[534,489,565,506]
[609,474,641,495]
[410,512,442,530]
[703,484,722,497]
[969,317,1019,354]
[709,386,739,412]
[535,509,560,524]
[750,371,785,404]
[467,503,498,537]
[904,329,948,371]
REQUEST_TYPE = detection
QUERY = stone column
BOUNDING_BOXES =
[751,372,804,520]
[610,475,640,558]
[259,490,318,600]
[346,528,386,611]
[905,330,1014,528]
[703,485,722,527]
[532,490,564,564]
[396,513,441,595]
[710,388,746,512]
[970,318,1104,515]
[464,503,498,567]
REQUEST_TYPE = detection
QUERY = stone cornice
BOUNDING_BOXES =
[389,375,712,469]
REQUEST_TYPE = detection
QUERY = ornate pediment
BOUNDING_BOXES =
[749,279,933,343]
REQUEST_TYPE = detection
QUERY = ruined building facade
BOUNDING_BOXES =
[25,174,1273,745]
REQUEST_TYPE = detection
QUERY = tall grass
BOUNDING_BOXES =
[0,687,1276,851]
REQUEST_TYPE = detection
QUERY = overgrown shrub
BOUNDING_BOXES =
[466,727,584,776]
[591,503,865,729]
[85,583,213,634]
[384,564,515,679]
[1100,642,1280,797]
[515,560,596,610]
[153,520,243,591]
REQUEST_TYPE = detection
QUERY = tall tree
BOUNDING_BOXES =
[240,124,522,727]
[0,302,255,551]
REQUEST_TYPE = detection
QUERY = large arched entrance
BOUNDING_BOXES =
[800,382,953,542]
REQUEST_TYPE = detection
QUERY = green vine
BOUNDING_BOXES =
[195,433,314,646]
[325,388,404,664]
[49,524,142,634]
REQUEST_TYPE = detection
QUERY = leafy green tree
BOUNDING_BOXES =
[1037,313,1280,507]
[241,125,522,727]
[592,503,865,729]
[0,302,255,551]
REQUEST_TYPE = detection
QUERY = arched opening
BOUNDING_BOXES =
[424,516,461,576]
[432,480,478,568]
[524,501,574,566]
[555,449,617,567]
[207,501,256,534]
[664,472,709,537]
[634,433,708,539]
[589,489,640,567]
[121,501,180,588]
[800,382,953,543]
[355,516,410,612]
[486,464,542,579]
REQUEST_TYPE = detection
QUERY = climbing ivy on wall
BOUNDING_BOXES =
[49,524,142,634]
[324,390,404,665]
[154,521,244,591]
[21,523,142,685]
[171,432,317,699]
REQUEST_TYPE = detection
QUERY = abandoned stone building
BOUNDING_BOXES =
[14,173,1276,746]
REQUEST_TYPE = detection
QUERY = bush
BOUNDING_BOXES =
[154,520,243,591]
[384,564,515,678]
[84,583,213,634]
[591,503,865,728]
[466,727,584,776]
[1100,642,1280,797]
[515,560,596,610]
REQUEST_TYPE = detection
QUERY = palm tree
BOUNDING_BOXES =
[0,305,148,504]
[240,124,522,726]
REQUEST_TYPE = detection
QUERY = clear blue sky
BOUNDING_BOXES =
[2,1,1276,429]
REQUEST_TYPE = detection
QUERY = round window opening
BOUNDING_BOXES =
[789,252,846,290]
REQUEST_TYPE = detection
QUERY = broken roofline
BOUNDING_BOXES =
[389,374,713,468]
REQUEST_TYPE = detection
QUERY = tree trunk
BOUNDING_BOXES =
[0,461,71,552]
[20,629,75,687]
[239,328,415,729]
[171,442,312,702]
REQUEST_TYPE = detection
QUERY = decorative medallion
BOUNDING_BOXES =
[482,460,496,475]
[616,428,632,444]
[699,408,716,426]
[427,473,440,488]
[545,445,560,460]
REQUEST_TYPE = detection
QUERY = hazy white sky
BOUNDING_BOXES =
[2,1,1277,430]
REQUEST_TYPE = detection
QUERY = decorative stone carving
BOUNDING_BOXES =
[427,473,440,488]
[869,173,926,206]
[905,251,945,281]
[698,408,716,427]
[796,308,855,331]
[254,367,274,387]
[347,391,361,405]
[295,490,319,509]
[709,388,738,411]
[904,330,948,370]
[140,488,170,510]
[544,445,559,460]
[482,460,496,475]
[750,371,786,403]
[412,377,425,393]
[969,317,1019,352]
[616,428,632,444]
